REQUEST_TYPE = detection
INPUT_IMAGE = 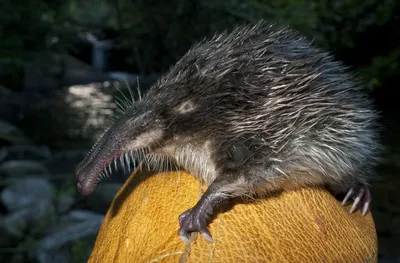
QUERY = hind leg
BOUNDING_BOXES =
[341,184,371,216]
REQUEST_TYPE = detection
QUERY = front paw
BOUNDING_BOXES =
[178,205,214,243]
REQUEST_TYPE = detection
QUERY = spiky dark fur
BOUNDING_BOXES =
[76,22,381,242]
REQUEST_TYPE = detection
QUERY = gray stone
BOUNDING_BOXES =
[1,177,55,212]
[1,145,52,162]
[0,160,49,178]
[57,194,75,213]
[36,247,71,263]
[36,210,103,262]
[0,120,31,144]
[1,200,55,237]
[1,207,32,236]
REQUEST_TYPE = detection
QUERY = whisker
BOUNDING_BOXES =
[122,76,136,104]
[114,97,129,111]
[125,152,131,171]
[121,154,126,173]
[136,76,142,101]
[115,81,133,108]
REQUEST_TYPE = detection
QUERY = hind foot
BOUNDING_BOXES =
[341,185,371,216]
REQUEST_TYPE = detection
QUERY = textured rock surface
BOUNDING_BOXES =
[36,210,104,263]
[1,177,55,212]
[0,177,56,237]
[89,169,378,263]
[0,120,31,144]
[0,160,49,178]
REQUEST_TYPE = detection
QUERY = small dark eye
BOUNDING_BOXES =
[176,100,196,114]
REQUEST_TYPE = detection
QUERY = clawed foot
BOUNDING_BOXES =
[178,203,214,243]
[341,185,371,216]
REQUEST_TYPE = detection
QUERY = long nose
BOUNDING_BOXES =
[75,128,113,195]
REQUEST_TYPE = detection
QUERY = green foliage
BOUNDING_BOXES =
[359,50,400,90]
[312,0,395,44]
[77,0,394,90]
[58,174,78,196]
[0,0,76,89]
[310,0,398,89]
[0,173,81,263]
[0,0,397,90]
[198,0,398,89]
[71,239,92,263]
[0,209,57,263]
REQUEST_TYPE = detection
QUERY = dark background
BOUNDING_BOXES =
[0,0,399,262]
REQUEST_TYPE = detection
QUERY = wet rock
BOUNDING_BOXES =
[36,210,104,263]
[36,238,94,263]
[85,182,122,213]
[0,145,52,162]
[1,200,55,237]
[2,207,33,236]
[0,120,31,144]
[57,193,75,213]
[36,247,71,263]
[41,210,104,240]
[0,177,56,237]
[1,177,55,212]
[0,160,49,178]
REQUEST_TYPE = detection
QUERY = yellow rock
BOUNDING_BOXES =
[88,169,377,263]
